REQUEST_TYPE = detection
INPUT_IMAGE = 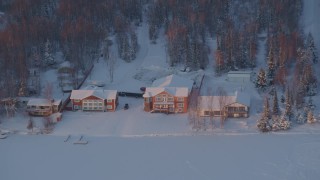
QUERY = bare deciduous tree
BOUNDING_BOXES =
[27,117,34,133]
[207,87,215,129]
[217,87,227,128]
[108,52,116,83]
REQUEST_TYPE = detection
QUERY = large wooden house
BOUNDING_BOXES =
[26,98,62,116]
[70,90,118,112]
[143,87,189,113]
[198,91,250,118]
[143,74,194,113]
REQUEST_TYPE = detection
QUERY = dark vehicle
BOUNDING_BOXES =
[118,92,143,98]
[124,103,129,110]
[140,87,146,92]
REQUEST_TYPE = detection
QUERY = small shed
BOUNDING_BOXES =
[227,71,252,83]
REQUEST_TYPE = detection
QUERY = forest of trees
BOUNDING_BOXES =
[0,0,318,120]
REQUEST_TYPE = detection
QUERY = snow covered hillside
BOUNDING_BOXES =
[302,0,320,51]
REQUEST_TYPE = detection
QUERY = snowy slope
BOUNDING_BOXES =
[302,0,320,51]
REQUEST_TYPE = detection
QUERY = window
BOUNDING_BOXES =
[168,97,174,101]
[74,99,80,102]
[107,99,113,103]
[83,107,87,110]
[144,98,149,103]
[214,111,221,116]
[177,97,184,102]
[98,103,103,106]
[74,105,79,110]
[177,103,184,108]
[156,96,162,101]
[204,111,210,116]
[107,105,113,109]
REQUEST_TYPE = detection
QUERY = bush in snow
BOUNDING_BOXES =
[307,110,317,124]
[296,111,306,124]
[272,116,290,131]
[257,116,272,132]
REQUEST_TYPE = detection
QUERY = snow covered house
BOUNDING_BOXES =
[143,87,189,113]
[227,71,252,83]
[151,74,194,90]
[143,74,194,113]
[198,91,250,118]
[70,90,118,112]
[26,98,62,116]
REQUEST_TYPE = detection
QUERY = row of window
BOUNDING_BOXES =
[154,97,184,102]
[227,107,246,112]
[74,105,113,110]
[83,103,103,106]
[74,99,113,103]
[27,105,51,109]
[154,103,184,108]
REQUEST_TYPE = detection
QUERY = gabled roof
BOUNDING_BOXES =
[227,71,252,78]
[151,74,194,92]
[198,91,250,110]
[27,99,53,106]
[70,90,117,100]
[143,87,189,98]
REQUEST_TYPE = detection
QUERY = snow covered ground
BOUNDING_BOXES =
[1,134,320,180]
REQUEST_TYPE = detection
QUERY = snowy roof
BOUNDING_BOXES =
[151,74,193,92]
[59,61,71,68]
[198,91,250,110]
[53,99,62,106]
[27,98,54,106]
[70,90,117,100]
[143,87,189,98]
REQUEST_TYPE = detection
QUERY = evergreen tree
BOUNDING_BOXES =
[267,48,276,83]
[272,90,280,115]
[255,68,267,90]
[279,115,291,130]
[284,88,292,120]
[307,96,315,110]
[280,94,285,104]
[301,64,317,96]
[264,97,271,119]
[306,33,318,64]
[43,39,55,66]
[257,98,272,132]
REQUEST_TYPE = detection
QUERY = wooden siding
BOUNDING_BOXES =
[144,91,188,113]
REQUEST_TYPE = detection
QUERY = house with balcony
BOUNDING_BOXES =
[143,87,189,113]
[70,89,118,112]
[26,98,62,116]
[143,74,194,114]
[198,91,250,118]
